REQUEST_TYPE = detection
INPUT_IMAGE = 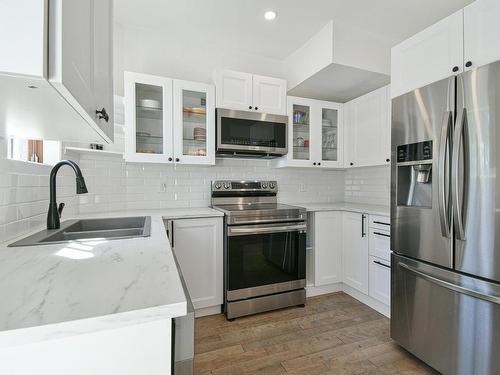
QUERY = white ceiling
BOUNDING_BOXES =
[115,0,473,61]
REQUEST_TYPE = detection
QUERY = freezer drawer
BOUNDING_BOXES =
[391,253,500,375]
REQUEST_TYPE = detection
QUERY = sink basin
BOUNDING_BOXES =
[8,216,151,247]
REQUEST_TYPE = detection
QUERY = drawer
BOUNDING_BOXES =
[369,228,391,261]
[369,256,390,306]
[369,215,390,230]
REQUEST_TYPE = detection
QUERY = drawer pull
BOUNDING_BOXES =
[373,221,390,226]
[374,231,390,238]
[374,260,390,269]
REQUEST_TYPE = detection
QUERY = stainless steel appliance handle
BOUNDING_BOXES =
[399,262,500,305]
[438,110,452,238]
[452,107,468,241]
[227,223,307,236]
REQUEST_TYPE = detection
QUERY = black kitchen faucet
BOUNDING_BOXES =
[47,160,88,230]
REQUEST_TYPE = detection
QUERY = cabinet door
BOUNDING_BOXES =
[313,211,342,286]
[173,80,215,165]
[124,72,173,163]
[49,0,95,125]
[342,212,369,294]
[345,86,390,168]
[318,100,343,168]
[464,0,500,71]
[252,75,287,115]
[369,256,390,305]
[171,218,223,310]
[391,10,463,98]
[286,96,315,167]
[215,70,253,111]
[92,0,113,141]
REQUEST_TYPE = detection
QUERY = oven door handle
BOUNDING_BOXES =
[227,223,307,236]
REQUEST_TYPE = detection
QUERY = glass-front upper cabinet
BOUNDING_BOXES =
[320,102,343,168]
[173,80,215,165]
[125,72,215,164]
[276,96,343,169]
[125,71,173,163]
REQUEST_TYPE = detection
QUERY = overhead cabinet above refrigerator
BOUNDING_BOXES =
[0,0,114,143]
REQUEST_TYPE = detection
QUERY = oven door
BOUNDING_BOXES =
[217,109,288,155]
[226,222,306,301]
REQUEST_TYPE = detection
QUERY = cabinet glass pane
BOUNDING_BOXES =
[182,90,207,157]
[292,104,310,160]
[322,108,338,161]
[135,83,163,154]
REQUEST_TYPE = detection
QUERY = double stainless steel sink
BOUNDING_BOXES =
[8,216,151,247]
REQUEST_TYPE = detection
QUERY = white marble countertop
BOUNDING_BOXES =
[292,202,390,216]
[0,207,223,347]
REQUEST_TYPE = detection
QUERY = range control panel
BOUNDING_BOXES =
[211,180,277,192]
[397,141,433,163]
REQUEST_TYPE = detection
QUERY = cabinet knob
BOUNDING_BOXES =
[313,162,316,166]
[255,107,258,110]
[168,157,173,162]
[350,162,354,166]
[452,66,459,73]
[465,61,472,68]
[96,108,109,122]
[386,158,390,162]
[318,162,321,166]
[249,106,253,110]
[175,158,180,162]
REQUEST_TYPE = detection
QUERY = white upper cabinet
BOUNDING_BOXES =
[463,0,500,71]
[0,0,114,143]
[125,71,215,165]
[276,96,343,169]
[391,10,464,98]
[173,80,215,165]
[215,69,287,115]
[345,85,391,168]
[214,70,253,111]
[252,74,287,115]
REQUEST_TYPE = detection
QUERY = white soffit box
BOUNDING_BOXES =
[285,21,391,102]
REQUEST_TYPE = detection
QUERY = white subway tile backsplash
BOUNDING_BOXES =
[344,165,390,206]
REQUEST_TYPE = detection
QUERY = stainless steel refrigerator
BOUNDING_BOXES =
[391,60,500,375]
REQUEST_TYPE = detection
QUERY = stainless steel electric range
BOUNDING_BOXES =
[211,180,307,320]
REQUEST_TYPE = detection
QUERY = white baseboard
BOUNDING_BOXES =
[195,305,221,318]
[342,284,390,318]
[306,282,343,297]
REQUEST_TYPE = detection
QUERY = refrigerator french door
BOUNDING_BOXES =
[391,60,500,375]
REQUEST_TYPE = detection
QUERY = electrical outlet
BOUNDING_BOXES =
[300,184,307,192]
[160,182,168,193]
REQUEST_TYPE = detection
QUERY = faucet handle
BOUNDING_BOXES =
[58,203,65,218]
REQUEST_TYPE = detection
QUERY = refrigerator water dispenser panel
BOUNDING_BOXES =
[396,141,433,208]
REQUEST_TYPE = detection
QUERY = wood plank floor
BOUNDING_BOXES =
[194,292,438,375]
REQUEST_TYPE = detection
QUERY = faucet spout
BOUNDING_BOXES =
[47,160,88,230]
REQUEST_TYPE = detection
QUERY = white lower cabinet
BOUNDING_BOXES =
[310,211,342,286]
[369,256,391,306]
[169,217,223,310]
[342,212,369,294]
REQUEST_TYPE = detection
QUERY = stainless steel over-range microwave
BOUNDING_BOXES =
[216,108,288,157]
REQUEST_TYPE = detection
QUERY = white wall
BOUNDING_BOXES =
[113,24,286,96]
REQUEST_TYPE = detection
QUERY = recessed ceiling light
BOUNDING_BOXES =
[264,11,277,21]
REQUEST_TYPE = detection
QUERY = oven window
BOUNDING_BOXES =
[227,231,306,291]
[220,117,286,148]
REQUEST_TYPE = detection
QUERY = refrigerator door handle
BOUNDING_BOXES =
[438,110,452,238]
[398,262,500,305]
[452,106,468,241]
